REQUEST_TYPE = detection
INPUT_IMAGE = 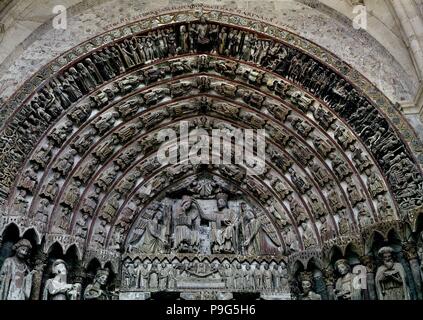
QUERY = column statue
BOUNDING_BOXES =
[84,269,111,300]
[43,260,81,300]
[375,247,410,300]
[0,239,34,300]
[334,259,362,300]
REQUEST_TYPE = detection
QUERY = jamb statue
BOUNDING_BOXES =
[0,239,34,300]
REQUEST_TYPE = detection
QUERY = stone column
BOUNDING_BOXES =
[30,251,48,300]
[360,255,377,300]
[403,242,422,300]
[323,267,335,300]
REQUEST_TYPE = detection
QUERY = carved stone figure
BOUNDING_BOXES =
[93,219,108,246]
[75,214,89,239]
[200,193,239,254]
[337,210,351,235]
[272,179,293,200]
[43,260,81,300]
[53,149,77,177]
[327,182,346,213]
[172,195,201,253]
[319,216,335,241]
[62,180,82,209]
[35,199,50,224]
[329,153,352,181]
[139,262,150,290]
[266,102,290,122]
[81,187,101,216]
[58,206,72,231]
[367,172,386,199]
[18,165,39,193]
[375,247,410,300]
[376,195,395,220]
[31,144,53,169]
[288,195,308,226]
[14,189,28,215]
[262,264,273,291]
[48,121,73,147]
[0,239,33,300]
[241,203,263,255]
[309,161,331,187]
[291,118,313,138]
[301,222,317,248]
[289,169,312,194]
[311,135,334,158]
[299,272,321,300]
[289,140,313,166]
[334,259,362,300]
[346,177,364,206]
[101,193,121,222]
[357,203,374,228]
[74,158,99,184]
[352,148,372,175]
[158,263,169,290]
[84,269,110,300]
[308,193,326,219]
[312,106,335,130]
[129,209,169,254]
[72,129,96,155]
[93,112,119,135]
[95,166,118,191]
[334,126,356,150]
[289,91,313,112]
[40,172,61,202]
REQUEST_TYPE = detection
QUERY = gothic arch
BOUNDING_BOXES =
[0,7,422,300]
